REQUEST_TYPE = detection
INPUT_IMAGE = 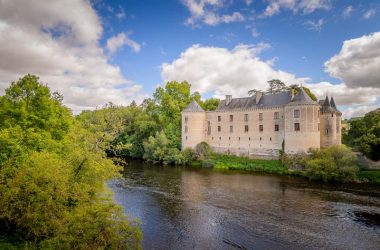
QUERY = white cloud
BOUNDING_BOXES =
[342,5,353,18]
[106,32,142,54]
[182,0,245,26]
[363,9,376,19]
[0,0,146,113]
[161,43,306,97]
[261,0,331,17]
[325,31,380,89]
[304,82,380,106]
[342,105,379,119]
[116,7,126,19]
[161,42,380,119]
[304,19,324,31]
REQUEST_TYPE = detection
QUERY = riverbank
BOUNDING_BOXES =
[189,152,380,185]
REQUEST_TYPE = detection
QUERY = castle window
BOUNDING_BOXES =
[230,126,233,133]
[294,109,300,118]
[212,137,214,140]
[239,137,240,140]
[218,126,221,132]
[260,137,262,141]
[270,137,272,141]
[185,126,188,133]
[186,136,187,140]
[274,112,279,120]
[245,125,249,132]
[208,121,211,126]
[294,123,300,131]
[326,129,329,135]
[218,116,221,122]
[229,137,231,140]
[249,137,251,141]
[274,124,279,131]
[259,113,263,121]
[244,114,248,122]
[259,125,263,132]
[318,123,320,131]
[185,116,188,123]
[219,137,221,140]
[331,113,334,117]
[230,115,233,122]
[207,126,211,135]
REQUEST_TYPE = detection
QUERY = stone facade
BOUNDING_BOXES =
[182,89,341,159]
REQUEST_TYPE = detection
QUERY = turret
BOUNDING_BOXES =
[319,95,341,148]
[284,88,320,154]
[181,100,206,150]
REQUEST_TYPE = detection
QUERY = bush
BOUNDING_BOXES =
[304,145,358,183]
[194,141,212,160]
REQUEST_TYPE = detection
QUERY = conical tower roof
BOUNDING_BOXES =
[288,87,317,106]
[183,100,204,112]
[321,95,334,113]
[330,96,337,109]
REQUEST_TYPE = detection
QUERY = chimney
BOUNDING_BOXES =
[256,91,263,104]
[225,95,232,105]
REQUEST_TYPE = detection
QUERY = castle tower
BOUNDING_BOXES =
[181,100,206,149]
[320,96,341,148]
[284,88,320,154]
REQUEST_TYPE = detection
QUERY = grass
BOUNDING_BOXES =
[203,153,288,175]
[358,169,380,184]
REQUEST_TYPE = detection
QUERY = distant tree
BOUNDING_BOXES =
[201,98,220,111]
[248,89,258,96]
[344,108,380,161]
[266,79,287,94]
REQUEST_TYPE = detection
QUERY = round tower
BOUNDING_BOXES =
[181,100,206,150]
[320,96,341,148]
[284,88,320,154]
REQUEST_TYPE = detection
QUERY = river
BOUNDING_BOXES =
[109,160,380,250]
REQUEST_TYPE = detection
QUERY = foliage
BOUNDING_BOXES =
[304,145,358,183]
[143,131,188,165]
[358,170,380,184]
[343,108,380,161]
[200,98,220,111]
[194,141,212,160]
[205,153,287,174]
[248,79,317,101]
[0,75,141,249]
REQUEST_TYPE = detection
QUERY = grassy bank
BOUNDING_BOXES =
[196,153,288,174]
[358,170,380,184]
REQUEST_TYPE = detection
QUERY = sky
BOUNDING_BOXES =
[0,0,379,119]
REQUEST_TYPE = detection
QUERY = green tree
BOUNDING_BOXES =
[344,108,380,160]
[0,75,141,248]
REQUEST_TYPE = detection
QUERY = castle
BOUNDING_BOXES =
[181,88,341,159]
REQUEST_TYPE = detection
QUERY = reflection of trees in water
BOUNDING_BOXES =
[122,159,185,221]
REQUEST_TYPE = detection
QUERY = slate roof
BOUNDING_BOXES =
[216,91,294,111]
[287,88,318,106]
[183,100,204,112]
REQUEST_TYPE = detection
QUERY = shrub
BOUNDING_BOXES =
[194,141,212,160]
[304,145,358,183]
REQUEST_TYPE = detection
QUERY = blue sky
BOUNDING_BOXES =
[94,0,379,91]
[0,0,379,118]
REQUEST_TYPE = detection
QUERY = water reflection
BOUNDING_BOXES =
[110,160,380,250]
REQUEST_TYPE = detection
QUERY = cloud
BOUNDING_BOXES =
[342,5,353,18]
[106,32,142,54]
[325,31,380,89]
[116,7,126,19]
[363,8,376,19]
[182,0,245,26]
[161,42,379,119]
[161,43,306,97]
[0,0,146,113]
[341,105,379,119]
[261,0,331,17]
[304,19,324,31]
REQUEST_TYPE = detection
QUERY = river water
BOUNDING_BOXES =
[110,160,380,250]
